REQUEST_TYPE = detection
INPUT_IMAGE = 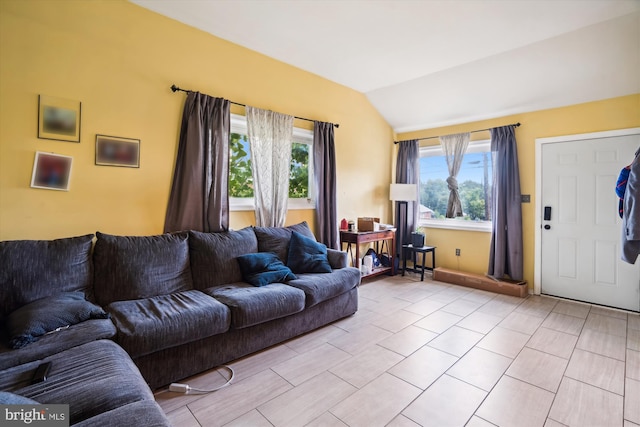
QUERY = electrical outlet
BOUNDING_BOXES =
[455,248,461,256]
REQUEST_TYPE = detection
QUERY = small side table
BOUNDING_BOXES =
[402,244,436,281]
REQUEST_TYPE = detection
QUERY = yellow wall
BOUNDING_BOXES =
[397,94,640,289]
[2,1,637,287]
[0,0,395,240]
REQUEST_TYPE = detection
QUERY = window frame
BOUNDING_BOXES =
[229,113,315,212]
[418,139,492,232]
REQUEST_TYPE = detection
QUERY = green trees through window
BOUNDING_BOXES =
[229,133,253,197]
[289,143,309,198]
[420,147,492,222]
[228,132,310,199]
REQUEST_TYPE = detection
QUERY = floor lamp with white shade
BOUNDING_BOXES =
[390,183,417,258]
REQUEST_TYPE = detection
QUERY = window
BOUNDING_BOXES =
[419,140,492,231]
[229,114,315,211]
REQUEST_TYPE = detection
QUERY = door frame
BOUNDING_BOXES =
[534,127,640,295]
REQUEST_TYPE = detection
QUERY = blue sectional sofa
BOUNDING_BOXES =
[0,222,360,425]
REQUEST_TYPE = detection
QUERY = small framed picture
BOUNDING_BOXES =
[95,134,140,168]
[38,95,81,142]
[30,151,73,191]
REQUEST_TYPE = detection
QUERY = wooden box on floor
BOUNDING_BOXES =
[433,267,528,298]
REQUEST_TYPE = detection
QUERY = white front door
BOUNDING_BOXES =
[537,130,640,311]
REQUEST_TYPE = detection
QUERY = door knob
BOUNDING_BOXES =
[544,224,551,230]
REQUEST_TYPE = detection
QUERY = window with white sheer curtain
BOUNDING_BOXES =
[228,114,315,212]
[244,106,293,227]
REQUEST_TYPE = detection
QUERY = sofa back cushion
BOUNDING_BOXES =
[0,234,94,322]
[189,227,258,289]
[93,232,193,306]
[253,221,315,263]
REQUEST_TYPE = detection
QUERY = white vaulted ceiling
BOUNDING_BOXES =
[130,0,640,132]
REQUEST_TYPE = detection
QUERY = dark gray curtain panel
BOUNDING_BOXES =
[488,125,523,280]
[164,92,230,233]
[395,140,419,258]
[313,121,338,249]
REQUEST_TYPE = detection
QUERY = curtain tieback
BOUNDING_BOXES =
[446,176,458,191]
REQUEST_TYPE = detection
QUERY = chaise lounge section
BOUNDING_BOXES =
[0,234,170,426]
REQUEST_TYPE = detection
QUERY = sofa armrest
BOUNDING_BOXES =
[327,249,348,269]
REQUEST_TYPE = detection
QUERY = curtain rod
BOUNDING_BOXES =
[171,85,339,128]
[394,122,520,144]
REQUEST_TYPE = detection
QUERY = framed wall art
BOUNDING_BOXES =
[30,151,73,191]
[95,134,140,168]
[38,95,81,142]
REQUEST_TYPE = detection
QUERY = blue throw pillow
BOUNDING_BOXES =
[6,291,110,349]
[236,253,297,287]
[287,231,332,274]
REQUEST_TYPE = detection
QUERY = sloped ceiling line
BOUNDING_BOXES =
[130,0,640,132]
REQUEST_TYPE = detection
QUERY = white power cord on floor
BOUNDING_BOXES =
[168,365,234,394]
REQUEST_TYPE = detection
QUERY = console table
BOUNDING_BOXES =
[339,230,395,278]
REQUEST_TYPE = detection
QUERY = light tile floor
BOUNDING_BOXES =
[154,274,640,427]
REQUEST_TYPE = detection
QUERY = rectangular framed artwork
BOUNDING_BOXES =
[38,95,81,142]
[30,151,73,191]
[95,134,140,168]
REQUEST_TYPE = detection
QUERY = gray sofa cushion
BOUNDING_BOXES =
[93,232,193,306]
[72,400,171,427]
[0,234,94,322]
[0,319,116,371]
[189,227,258,289]
[327,248,348,269]
[6,291,109,349]
[0,340,155,426]
[107,290,230,358]
[253,221,315,262]
[0,391,39,404]
[204,283,306,329]
[286,267,361,307]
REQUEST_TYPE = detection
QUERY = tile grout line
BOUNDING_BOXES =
[160,278,636,427]
[540,302,591,426]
